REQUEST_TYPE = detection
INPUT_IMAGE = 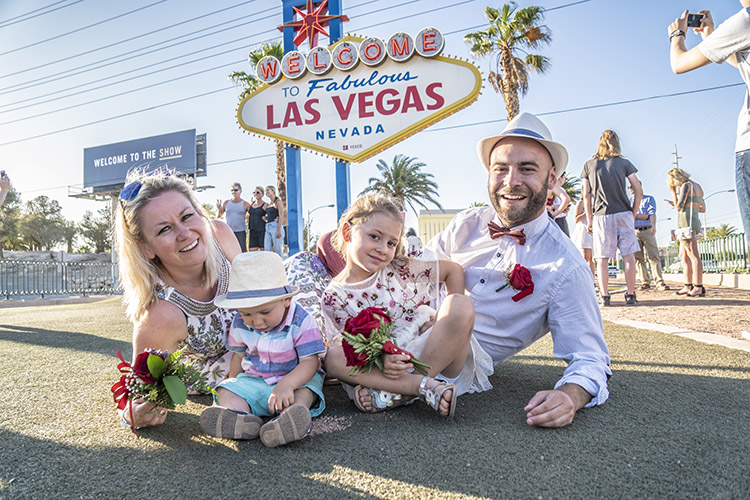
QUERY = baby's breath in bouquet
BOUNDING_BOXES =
[340,307,430,376]
[111,348,212,435]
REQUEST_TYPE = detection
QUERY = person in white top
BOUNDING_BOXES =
[426,112,611,428]
[669,3,750,244]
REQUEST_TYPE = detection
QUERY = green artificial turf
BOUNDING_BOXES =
[1,298,748,499]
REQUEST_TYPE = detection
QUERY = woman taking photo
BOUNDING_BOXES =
[247,186,267,251]
[264,185,285,256]
[667,167,705,297]
[114,170,241,428]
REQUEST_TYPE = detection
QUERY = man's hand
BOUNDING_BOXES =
[381,353,412,379]
[694,10,714,38]
[524,383,592,428]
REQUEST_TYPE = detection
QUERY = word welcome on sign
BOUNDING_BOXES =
[237,29,481,163]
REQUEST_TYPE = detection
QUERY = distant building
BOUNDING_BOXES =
[418,209,463,243]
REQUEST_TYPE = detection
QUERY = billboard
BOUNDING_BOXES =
[83,129,198,190]
[237,30,481,163]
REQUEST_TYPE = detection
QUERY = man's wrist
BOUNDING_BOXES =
[670,29,686,41]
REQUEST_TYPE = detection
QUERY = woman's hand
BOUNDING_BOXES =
[381,353,413,379]
[695,10,714,38]
[125,398,168,428]
[276,228,281,238]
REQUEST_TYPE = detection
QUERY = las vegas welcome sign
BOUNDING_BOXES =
[237,28,482,163]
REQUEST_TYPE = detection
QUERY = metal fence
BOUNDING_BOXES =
[0,260,119,298]
[698,233,748,272]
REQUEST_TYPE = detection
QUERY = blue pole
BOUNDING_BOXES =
[280,0,350,253]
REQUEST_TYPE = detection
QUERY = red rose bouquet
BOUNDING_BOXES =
[496,263,534,301]
[340,307,430,376]
[111,348,212,435]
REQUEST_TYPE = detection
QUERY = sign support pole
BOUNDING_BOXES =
[281,0,348,255]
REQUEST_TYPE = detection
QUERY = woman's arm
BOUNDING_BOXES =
[126,301,188,427]
[212,219,241,262]
[549,185,570,218]
[676,183,689,211]
[573,200,586,224]
[438,259,465,295]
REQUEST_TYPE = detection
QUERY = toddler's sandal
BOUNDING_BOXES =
[200,406,263,440]
[259,405,311,447]
[418,377,458,418]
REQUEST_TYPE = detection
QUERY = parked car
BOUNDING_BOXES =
[608,265,618,277]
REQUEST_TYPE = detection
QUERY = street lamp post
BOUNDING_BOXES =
[702,189,735,238]
[305,204,335,251]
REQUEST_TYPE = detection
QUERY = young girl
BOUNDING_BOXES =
[321,194,493,417]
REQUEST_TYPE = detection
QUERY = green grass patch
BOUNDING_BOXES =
[1,300,748,498]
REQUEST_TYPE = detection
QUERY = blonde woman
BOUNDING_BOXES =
[667,168,705,297]
[264,185,285,256]
[114,170,242,428]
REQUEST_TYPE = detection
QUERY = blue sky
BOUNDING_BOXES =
[0,0,745,248]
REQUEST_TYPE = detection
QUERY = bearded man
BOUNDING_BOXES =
[426,112,611,428]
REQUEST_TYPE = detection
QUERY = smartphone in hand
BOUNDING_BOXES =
[687,13,704,28]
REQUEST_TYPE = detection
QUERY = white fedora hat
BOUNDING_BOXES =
[476,112,568,176]
[215,252,298,309]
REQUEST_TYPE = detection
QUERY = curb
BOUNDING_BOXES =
[607,319,750,353]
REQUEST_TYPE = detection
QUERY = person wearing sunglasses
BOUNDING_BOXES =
[216,182,251,252]
[247,186,268,251]
[114,170,242,429]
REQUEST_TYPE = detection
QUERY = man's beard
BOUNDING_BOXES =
[489,184,548,228]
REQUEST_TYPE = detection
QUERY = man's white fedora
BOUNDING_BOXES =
[476,112,568,176]
[215,252,298,309]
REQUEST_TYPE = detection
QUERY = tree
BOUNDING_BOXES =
[705,223,738,240]
[465,3,551,120]
[229,42,287,208]
[470,201,488,207]
[359,154,443,216]
[79,208,112,253]
[61,220,78,253]
[18,196,68,250]
[0,185,22,257]
[563,175,581,203]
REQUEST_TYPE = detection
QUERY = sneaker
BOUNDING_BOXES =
[639,283,651,291]
[656,282,670,291]
[599,294,611,307]
[625,293,637,306]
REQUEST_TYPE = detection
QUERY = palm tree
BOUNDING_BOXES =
[563,174,581,203]
[229,41,287,208]
[359,154,443,216]
[705,223,738,239]
[464,2,551,120]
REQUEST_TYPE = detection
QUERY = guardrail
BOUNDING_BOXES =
[0,260,119,298]
[698,233,747,272]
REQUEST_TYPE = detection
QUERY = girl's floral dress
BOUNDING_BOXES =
[322,258,493,395]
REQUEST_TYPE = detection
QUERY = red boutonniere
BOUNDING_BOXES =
[496,264,534,301]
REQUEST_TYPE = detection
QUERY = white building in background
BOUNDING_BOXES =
[418,209,463,243]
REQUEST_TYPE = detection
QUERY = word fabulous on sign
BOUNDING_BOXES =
[237,28,481,164]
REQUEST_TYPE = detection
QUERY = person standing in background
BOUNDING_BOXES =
[217,182,251,253]
[669,4,750,245]
[264,185,285,257]
[629,180,669,291]
[404,227,423,257]
[581,130,642,307]
[247,186,267,252]
[0,170,11,207]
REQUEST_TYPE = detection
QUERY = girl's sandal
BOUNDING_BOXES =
[418,377,458,418]
[353,385,411,413]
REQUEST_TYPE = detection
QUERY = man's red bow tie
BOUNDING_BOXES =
[488,221,526,245]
